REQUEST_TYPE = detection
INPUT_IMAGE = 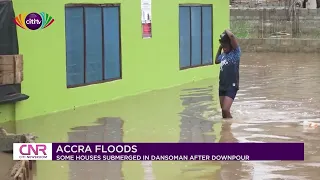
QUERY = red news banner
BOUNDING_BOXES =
[13,143,304,161]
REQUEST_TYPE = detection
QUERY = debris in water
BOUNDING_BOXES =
[303,120,319,128]
[0,127,37,152]
[0,127,37,180]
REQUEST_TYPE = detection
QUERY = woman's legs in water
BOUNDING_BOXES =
[219,88,237,118]
[219,96,226,118]
[222,96,234,118]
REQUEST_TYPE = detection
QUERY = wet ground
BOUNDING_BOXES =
[1,52,320,180]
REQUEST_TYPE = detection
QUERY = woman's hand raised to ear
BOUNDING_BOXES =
[225,29,239,50]
[215,45,223,64]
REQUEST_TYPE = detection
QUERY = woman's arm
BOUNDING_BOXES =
[225,29,239,50]
[215,45,223,64]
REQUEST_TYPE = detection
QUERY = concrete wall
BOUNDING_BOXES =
[0,0,229,122]
[231,8,320,39]
[239,38,320,53]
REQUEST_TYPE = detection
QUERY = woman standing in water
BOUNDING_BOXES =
[215,30,241,119]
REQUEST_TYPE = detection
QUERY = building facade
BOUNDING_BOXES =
[0,0,229,123]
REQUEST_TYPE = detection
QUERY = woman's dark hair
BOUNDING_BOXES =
[219,31,231,44]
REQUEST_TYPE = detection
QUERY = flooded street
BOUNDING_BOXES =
[2,53,320,180]
[223,53,320,180]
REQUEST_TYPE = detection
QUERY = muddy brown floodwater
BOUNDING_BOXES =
[1,52,320,180]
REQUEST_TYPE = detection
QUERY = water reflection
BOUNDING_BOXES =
[216,122,253,180]
[11,79,218,180]
[68,117,123,180]
[0,121,27,180]
[179,86,216,143]
[178,86,221,180]
[0,152,14,180]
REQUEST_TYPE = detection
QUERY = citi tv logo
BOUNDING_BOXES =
[14,12,54,30]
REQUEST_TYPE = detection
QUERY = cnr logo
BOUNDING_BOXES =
[19,144,47,155]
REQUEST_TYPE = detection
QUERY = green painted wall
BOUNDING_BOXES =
[4,0,229,121]
[0,104,15,123]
